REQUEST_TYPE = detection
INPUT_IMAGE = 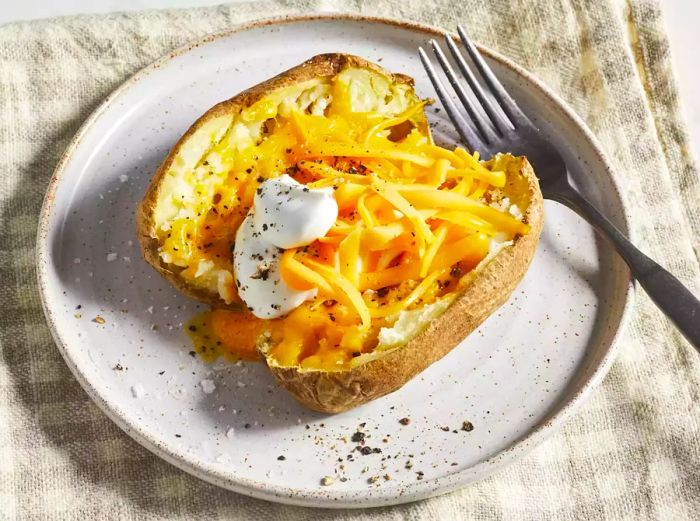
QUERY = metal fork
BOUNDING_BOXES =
[420,26,700,351]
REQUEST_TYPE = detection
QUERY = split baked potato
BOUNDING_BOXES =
[137,53,544,413]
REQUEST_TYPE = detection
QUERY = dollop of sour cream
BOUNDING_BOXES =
[233,174,338,319]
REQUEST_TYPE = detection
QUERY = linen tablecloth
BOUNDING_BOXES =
[1,0,699,519]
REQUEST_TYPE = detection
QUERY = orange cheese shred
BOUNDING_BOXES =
[367,268,447,318]
[338,228,363,288]
[298,160,371,184]
[427,157,451,186]
[430,233,491,271]
[433,210,499,235]
[370,175,435,248]
[454,148,506,187]
[298,256,371,330]
[398,188,530,235]
[356,191,376,228]
[362,101,427,146]
[469,179,490,200]
[360,259,421,291]
[420,145,465,166]
[419,224,449,277]
[280,249,333,294]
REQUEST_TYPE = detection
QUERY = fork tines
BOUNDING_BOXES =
[419,25,528,154]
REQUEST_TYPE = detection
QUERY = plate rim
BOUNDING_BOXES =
[35,13,636,508]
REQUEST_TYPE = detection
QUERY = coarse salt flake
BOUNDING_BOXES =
[131,384,145,398]
[200,379,216,394]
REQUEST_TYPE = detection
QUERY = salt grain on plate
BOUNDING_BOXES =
[146,306,154,314]
[200,379,216,394]
[131,384,145,398]
[122,256,131,263]
[106,252,118,262]
[226,427,235,439]
[119,174,129,183]
[73,258,80,264]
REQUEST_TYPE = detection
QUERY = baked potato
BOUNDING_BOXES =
[137,53,543,413]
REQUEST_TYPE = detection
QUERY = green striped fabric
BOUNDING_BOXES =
[0,1,698,519]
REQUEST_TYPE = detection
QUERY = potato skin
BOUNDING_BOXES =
[136,54,418,307]
[266,156,543,413]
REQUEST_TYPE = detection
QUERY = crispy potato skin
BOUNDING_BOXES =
[267,156,543,413]
[136,54,417,307]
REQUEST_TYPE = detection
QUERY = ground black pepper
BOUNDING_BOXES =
[351,431,365,444]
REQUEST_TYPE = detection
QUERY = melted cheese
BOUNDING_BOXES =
[156,62,532,371]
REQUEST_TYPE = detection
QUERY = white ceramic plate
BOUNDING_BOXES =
[37,15,634,508]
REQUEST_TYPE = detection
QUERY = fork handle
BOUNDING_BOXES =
[548,184,700,351]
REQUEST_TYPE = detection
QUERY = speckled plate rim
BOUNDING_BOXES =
[36,13,636,508]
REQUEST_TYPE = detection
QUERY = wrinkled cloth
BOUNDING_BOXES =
[1,0,699,519]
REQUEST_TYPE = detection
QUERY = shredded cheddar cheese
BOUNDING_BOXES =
[167,65,531,371]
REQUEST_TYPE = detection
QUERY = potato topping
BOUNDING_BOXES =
[151,63,531,371]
